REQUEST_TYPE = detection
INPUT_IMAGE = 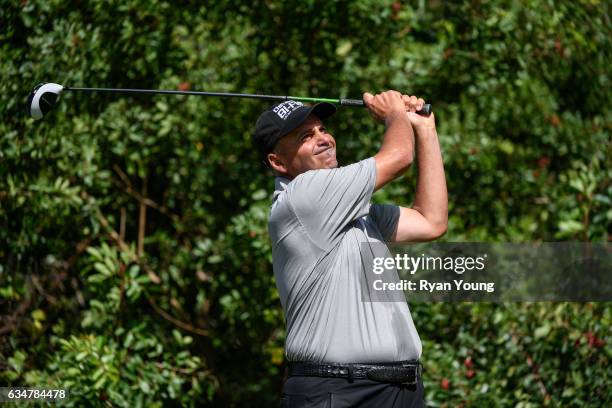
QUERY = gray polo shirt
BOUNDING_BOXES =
[269,157,422,363]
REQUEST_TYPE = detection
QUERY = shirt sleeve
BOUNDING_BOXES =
[286,157,376,250]
[368,204,401,242]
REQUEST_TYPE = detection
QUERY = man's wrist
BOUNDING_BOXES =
[413,125,437,137]
[385,110,411,127]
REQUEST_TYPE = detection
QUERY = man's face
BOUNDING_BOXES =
[267,115,337,179]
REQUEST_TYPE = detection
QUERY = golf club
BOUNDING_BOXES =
[27,82,432,120]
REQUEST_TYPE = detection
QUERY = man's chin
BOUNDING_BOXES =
[321,157,338,169]
[316,148,337,169]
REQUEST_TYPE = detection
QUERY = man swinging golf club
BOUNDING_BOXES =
[253,90,447,407]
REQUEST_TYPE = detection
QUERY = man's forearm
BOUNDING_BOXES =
[373,112,415,190]
[412,126,448,229]
[379,111,415,169]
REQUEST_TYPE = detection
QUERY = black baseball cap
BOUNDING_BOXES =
[252,100,336,165]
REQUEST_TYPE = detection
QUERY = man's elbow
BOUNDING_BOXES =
[429,221,448,240]
[391,151,413,175]
[375,149,413,179]
[402,154,414,171]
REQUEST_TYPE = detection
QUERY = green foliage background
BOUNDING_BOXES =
[1,0,610,406]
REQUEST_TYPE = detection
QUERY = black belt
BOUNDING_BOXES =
[288,360,421,385]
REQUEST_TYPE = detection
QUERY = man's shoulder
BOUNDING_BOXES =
[290,157,376,189]
[271,158,376,212]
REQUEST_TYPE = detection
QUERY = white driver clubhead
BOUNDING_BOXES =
[27,82,64,120]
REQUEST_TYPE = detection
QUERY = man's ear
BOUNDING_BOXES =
[267,152,287,175]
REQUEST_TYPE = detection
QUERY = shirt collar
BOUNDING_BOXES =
[273,176,291,202]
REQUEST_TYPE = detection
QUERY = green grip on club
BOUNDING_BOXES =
[290,96,339,104]
[341,98,432,116]
[340,98,365,107]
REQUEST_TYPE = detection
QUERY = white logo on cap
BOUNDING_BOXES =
[273,101,304,120]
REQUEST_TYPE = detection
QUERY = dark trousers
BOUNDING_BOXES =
[280,375,425,408]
